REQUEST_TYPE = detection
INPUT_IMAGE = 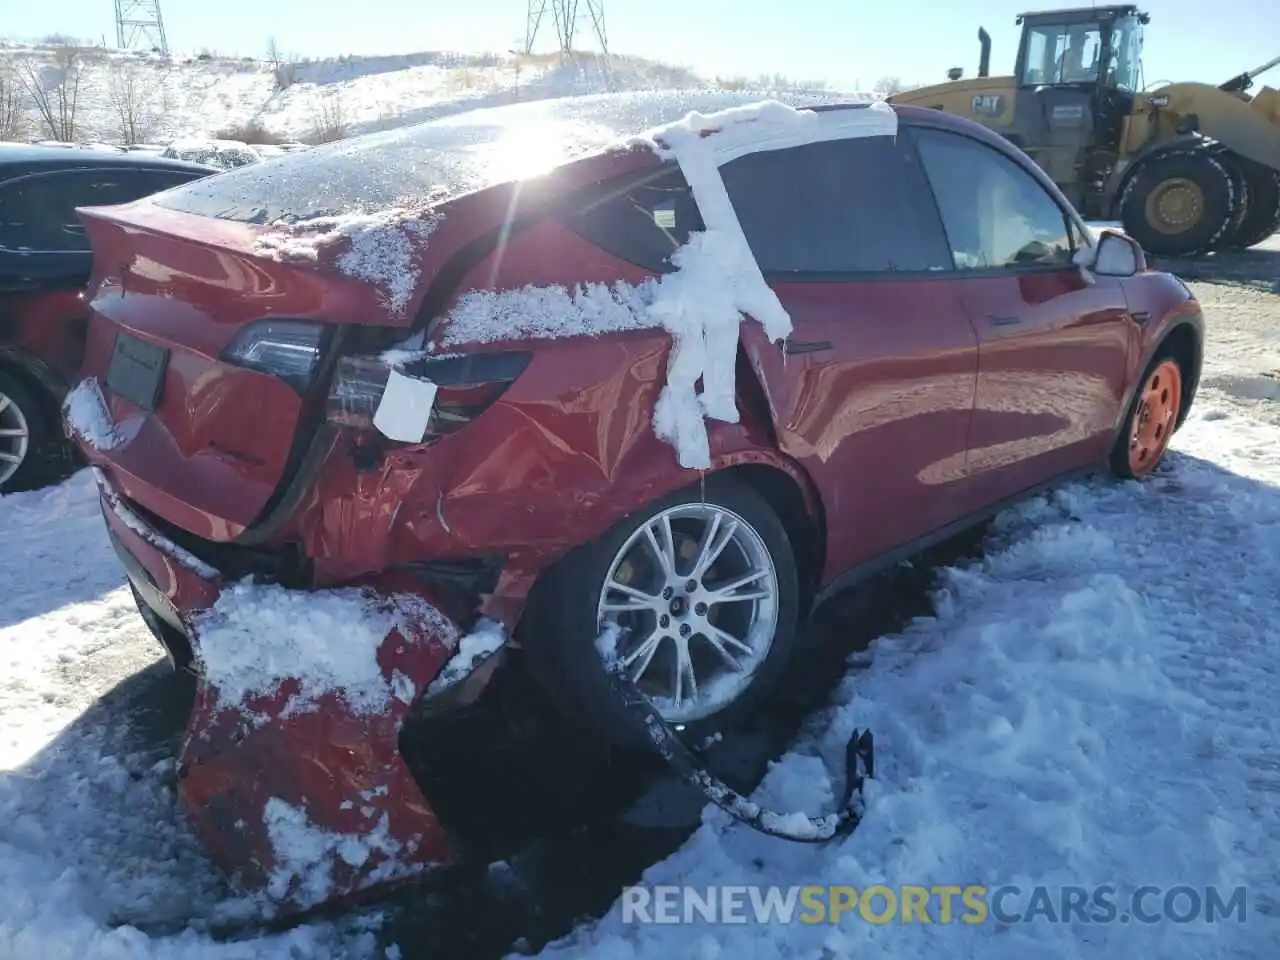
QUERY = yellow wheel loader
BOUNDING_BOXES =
[889,5,1280,257]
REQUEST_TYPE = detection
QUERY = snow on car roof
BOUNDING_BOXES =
[150,90,868,225]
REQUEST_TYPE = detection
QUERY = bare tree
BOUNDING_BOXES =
[308,90,348,144]
[19,41,90,141]
[266,36,297,90]
[873,75,906,97]
[0,59,30,141]
[106,60,162,145]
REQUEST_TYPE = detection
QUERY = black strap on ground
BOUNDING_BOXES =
[602,653,875,843]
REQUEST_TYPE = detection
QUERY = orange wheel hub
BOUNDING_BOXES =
[1128,359,1182,476]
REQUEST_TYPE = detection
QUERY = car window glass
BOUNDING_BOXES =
[0,170,142,252]
[913,128,1074,270]
[142,169,206,195]
[560,164,704,273]
[719,135,953,274]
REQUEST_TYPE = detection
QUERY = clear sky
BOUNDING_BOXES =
[1,0,1275,91]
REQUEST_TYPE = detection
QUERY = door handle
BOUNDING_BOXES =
[986,314,1021,326]
[783,338,834,355]
[1130,310,1151,326]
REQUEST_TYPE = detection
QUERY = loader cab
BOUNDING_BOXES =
[1008,5,1148,214]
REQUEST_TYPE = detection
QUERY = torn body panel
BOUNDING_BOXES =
[91,467,479,913]
[178,584,464,912]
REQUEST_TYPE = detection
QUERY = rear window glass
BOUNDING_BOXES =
[559,165,704,273]
[149,91,854,226]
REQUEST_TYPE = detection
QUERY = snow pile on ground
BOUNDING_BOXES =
[540,406,1280,958]
[253,206,445,316]
[191,581,459,720]
[0,474,377,957]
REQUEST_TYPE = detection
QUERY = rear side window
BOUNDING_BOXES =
[913,127,1076,270]
[0,169,144,252]
[559,165,704,273]
[718,135,954,274]
[141,169,208,193]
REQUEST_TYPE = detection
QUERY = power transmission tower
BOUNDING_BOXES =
[114,0,169,55]
[523,0,608,61]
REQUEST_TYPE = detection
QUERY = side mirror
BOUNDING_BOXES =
[1092,230,1145,277]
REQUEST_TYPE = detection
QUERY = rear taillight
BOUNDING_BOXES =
[220,319,325,390]
[326,351,531,444]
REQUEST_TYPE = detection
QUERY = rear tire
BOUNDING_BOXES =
[1119,149,1235,258]
[1210,150,1252,252]
[1223,158,1280,251]
[521,474,801,750]
[0,370,56,495]
[1110,348,1185,480]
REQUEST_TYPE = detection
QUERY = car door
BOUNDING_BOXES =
[910,125,1134,504]
[725,132,981,577]
[0,168,162,377]
[0,167,149,284]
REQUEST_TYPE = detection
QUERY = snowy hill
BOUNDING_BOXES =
[0,39,841,146]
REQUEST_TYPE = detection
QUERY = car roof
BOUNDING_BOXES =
[0,144,218,177]
[146,90,879,225]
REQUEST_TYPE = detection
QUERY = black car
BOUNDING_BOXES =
[0,146,217,493]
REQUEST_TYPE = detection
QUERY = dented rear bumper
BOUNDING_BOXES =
[92,467,494,914]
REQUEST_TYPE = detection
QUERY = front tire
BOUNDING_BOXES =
[523,474,801,750]
[1119,149,1235,258]
[1110,350,1185,480]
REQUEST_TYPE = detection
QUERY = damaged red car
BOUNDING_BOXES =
[0,146,214,493]
[65,90,1203,912]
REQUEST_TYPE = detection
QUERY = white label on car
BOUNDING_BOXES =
[373,368,438,443]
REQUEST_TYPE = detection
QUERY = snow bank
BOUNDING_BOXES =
[542,407,1280,960]
[189,582,458,719]
[253,207,444,317]
[62,377,123,452]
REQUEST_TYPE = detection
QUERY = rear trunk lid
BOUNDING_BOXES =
[74,200,417,541]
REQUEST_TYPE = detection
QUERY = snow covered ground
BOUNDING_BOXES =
[0,40,825,145]
[1,247,1279,957]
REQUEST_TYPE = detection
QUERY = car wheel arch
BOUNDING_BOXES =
[1112,318,1203,441]
[500,451,826,639]
[0,348,65,410]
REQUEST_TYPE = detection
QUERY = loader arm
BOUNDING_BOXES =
[1157,81,1280,172]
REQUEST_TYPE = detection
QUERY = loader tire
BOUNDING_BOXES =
[1119,148,1235,258]
[1222,158,1280,251]
[1209,150,1252,252]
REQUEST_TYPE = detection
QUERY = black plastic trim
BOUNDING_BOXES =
[812,462,1103,610]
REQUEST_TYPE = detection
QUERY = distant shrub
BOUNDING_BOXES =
[215,119,288,145]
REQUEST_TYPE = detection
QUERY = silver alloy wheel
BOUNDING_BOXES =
[0,390,30,487]
[596,502,780,725]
